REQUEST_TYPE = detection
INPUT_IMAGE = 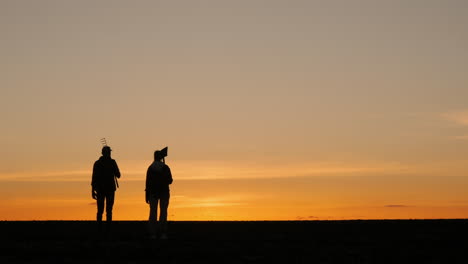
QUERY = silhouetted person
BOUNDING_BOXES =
[92,146,121,232]
[146,150,173,239]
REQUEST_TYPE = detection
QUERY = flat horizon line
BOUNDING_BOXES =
[2,218,468,222]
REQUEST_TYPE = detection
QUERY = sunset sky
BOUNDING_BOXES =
[1,0,468,220]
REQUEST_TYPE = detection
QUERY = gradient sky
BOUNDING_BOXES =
[1,0,468,220]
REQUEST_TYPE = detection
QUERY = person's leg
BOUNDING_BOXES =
[159,193,170,237]
[106,191,115,223]
[148,195,159,237]
[96,192,105,224]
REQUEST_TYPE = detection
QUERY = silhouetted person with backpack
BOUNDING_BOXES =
[146,149,173,239]
[92,146,121,232]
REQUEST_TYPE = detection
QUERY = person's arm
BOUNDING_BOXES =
[166,165,173,185]
[91,162,98,200]
[113,160,121,179]
[145,167,151,204]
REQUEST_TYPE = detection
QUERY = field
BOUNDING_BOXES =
[1,220,467,263]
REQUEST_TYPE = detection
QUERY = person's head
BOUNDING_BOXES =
[102,146,112,157]
[154,150,163,161]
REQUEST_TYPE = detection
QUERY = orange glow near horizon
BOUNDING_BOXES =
[3,196,468,221]
[1,160,468,221]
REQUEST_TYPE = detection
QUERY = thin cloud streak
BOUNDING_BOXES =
[6,158,468,182]
[171,194,251,209]
[441,110,468,126]
[173,161,412,180]
[0,170,91,181]
[0,161,412,181]
[441,110,468,139]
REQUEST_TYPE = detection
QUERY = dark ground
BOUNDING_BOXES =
[1,220,468,263]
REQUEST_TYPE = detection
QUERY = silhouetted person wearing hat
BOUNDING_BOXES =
[92,146,121,231]
[146,150,173,239]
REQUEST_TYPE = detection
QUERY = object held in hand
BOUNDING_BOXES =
[154,146,168,163]
[160,147,168,158]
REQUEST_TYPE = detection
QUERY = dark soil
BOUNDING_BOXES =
[1,220,467,263]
